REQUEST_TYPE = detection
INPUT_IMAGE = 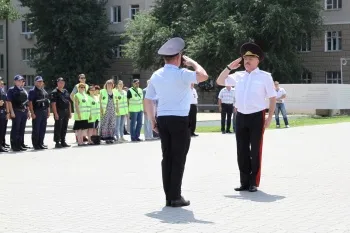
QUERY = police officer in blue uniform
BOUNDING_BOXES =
[144,37,208,207]
[28,76,50,150]
[50,77,72,148]
[6,75,30,152]
[0,78,9,152]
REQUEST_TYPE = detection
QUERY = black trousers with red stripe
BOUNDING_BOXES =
[235,110,265,187]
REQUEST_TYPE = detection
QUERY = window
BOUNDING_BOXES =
[0,25,3,40]
[111,6,121,23]
[115,44,124,58]
[325,71,341,84]
[326,0,342,9]
[298,34,311,52]
[0,54,4,70]
[22,48,33,61]
[21,21,32,33]
[326,31,342,51]
[301,71,312,83]
[130,4,140,19]
[23,75,35,86]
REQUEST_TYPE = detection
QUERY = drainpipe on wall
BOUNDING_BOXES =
[5,18,9,87]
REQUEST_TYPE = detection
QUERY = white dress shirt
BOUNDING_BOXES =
[225,68,276,114]
[191,88,198,104]
[218,87,235,105]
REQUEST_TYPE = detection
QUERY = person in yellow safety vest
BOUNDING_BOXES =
[99,79,118,144]
[70,74,89,101]
[70,74,89,143]
[87,85,100,145]
[127,79,144,142]
[73,83,91,146]
[114,80,128,142]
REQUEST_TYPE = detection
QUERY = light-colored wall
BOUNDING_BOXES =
[322,0,350,25]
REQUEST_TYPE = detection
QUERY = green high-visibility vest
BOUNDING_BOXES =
[75,83,89,93]
[115,89,128,116]
[128,87,143,112]
[88,95,100,123]
[100,89,117,115]
[74,92,90,121]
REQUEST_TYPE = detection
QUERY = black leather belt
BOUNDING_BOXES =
[14,109,27,112]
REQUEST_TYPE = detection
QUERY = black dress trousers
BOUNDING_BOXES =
[189,104,197,135]
[157,116,191,201]
[221,103,233,132]
[235,110,265,187]
[53,109,70,143]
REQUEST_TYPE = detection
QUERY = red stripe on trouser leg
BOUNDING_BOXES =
[255,110,265,187]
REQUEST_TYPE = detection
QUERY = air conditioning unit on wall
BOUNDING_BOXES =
[24,34,33,40]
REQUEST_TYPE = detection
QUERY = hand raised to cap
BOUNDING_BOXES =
[228,57,242,70]
[182,55,196,67]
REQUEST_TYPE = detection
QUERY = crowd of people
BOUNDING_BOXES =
[0,73,200,152]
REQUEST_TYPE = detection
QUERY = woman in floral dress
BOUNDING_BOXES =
[99,79,117,144]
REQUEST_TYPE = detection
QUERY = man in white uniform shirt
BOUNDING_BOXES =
[144,37,208,207]
[218,85,235,134]
[216,42,276,192]
[274,81,289,128]
[189,83,198,137]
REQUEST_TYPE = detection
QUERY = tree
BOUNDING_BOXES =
[19,0,119,89]
[123,0,323,86]
[0,0,20,20]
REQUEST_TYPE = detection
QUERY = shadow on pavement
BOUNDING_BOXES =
[225,190,285,203]
[146,207,214,224]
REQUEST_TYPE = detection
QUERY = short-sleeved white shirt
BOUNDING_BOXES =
[191,88,198,104]
[276,87,286,103]
[225,68,276,114]
[218,87,235,105]
[145,64,197,116]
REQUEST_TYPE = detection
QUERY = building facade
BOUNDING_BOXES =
[300,0,350,84]
[0,0,155,88]
[1,0,349,92]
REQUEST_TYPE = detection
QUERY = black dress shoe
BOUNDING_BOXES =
[234,186,249,191]
[21,144,30,149]
[40,145,48,149]
[20,147,27,151]
[170,196,190,207]
[12,147,21,152]
[33,146,42,150]
[222,131,226,134]
[3,143,10,148]
[55,143,63,148]
[166,200,171,206]
[226,131,232,134]
[191,133,199,137]
[61,142,71,147]
[249,186,258,192]
[0,147,9,152]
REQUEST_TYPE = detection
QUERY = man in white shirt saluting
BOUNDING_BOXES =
[216,42,276,192]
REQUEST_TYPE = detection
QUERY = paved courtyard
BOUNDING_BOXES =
[1,123,350,233]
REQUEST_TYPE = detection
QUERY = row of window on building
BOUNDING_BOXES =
[298,31,342,52]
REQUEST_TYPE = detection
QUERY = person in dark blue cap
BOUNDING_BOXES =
[216,42,276,192]
[0,78,10,152]
[6,75,31,151]
[28,76,50,150]
[144,37,209,207]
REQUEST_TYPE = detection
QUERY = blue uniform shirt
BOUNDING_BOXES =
[145,64,197,116]
[28,87,37,101]
[6,86,22,101]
